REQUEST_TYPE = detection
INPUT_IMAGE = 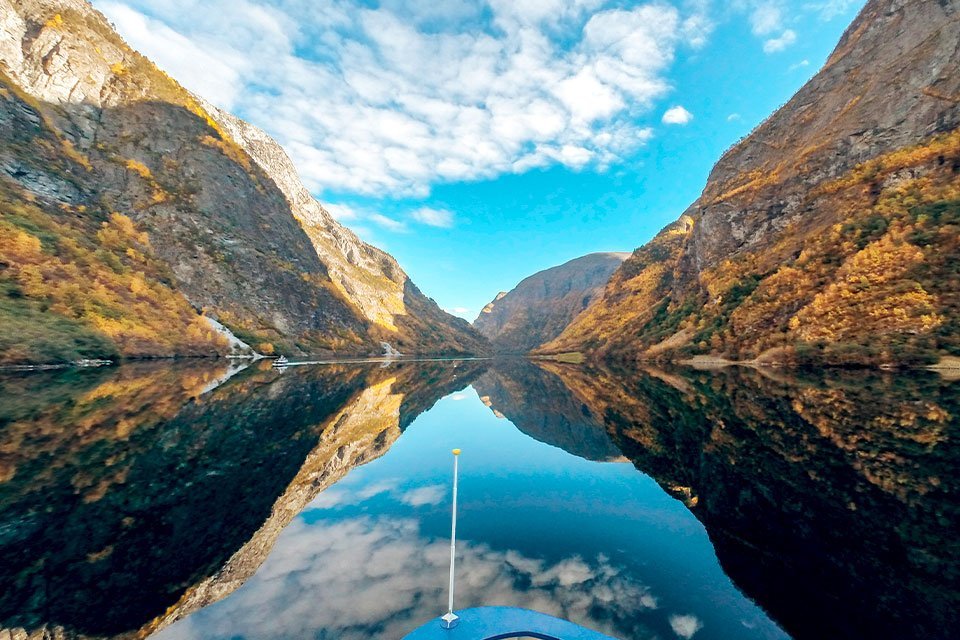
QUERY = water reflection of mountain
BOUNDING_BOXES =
[474,359,623,462]
[4,359,958,640]
[539,362,960,640]
[0,359,487,639]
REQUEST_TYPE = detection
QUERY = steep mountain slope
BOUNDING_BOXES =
[474,252,627,353]
[0,0,486,364]
[0,68,231,363]
[200,100,487,356]
[541,0,960,366]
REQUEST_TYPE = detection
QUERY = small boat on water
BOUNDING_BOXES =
[402,450,616,640]
[272,355,289,368]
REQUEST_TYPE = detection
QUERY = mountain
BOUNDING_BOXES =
[198,101,487,357]
[539,0,960,366]
[473,252,628,353]
[0,0,487,365]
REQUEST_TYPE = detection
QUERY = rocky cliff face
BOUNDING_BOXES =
[199,100,488,356]
[474,252,627,353]
[541,0,960,366]
[0,0,486,363]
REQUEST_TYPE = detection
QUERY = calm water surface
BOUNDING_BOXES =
[0,359,957,639]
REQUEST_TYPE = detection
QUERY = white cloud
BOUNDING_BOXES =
[398,484,446,507]
[94,0,708,198]
[726,113,741,122]
[662,105,693,125]
[324,203,359,221]
[368,213,408,232]
[733,0,801,53]
[411,207,454,228]
[356,479,399,500]
[681,1,714,49]
[763,29,797,53]
[308,488,349,509]
[789,58,810,71]
[748,3,783,35]
[97,2,245,108]
[445,307,471,318]
[804,0,859,20]
[669,614,703,638]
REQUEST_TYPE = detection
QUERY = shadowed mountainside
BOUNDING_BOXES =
[472,359,623,461]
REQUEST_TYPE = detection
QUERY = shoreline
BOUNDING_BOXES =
[0,358,115,372]
[6,352,959,375]
[535,352,960,374]
[0,353,492,373]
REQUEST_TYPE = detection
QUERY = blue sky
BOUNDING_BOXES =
[94,0,865,319]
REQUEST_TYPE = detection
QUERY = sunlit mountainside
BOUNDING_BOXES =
[537,0,960,366]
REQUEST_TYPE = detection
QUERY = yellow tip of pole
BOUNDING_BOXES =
[452,448,461,455]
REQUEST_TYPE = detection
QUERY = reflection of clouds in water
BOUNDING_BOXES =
[357,479,400,500]
[309,478,399,509]
[450,393,469,401]
[399,484,446,507]
[308,488,349,509]
[159,516,665,640]
[670,613,703,638]
[310,479,447,510]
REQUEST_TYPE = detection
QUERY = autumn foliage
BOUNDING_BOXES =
[542,129,960,366]
[0,186,228,364]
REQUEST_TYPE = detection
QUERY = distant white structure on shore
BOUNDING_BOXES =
[381,342,402,357]
[204,316,258,358]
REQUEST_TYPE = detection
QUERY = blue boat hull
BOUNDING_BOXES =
[402,606,618,640]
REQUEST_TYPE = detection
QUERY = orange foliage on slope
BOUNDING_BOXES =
[792,235,943,342]
[0,187,228,363]
[538,216,693,355]
[540,129,960,366]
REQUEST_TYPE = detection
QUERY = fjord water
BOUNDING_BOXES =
[0,361,957,640]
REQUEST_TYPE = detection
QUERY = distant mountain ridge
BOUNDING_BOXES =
[0,0,487,364]
[474,252,628,353]
[539,0,960,366]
